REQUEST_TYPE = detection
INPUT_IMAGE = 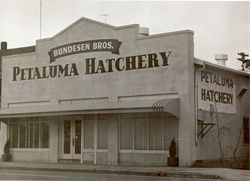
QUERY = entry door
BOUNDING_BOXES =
[63,117,82,159]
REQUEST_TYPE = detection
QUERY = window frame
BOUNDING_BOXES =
[9,117,49,149]
[119,113,177,152]
[243,116,249,145]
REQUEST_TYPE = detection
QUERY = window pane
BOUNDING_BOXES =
[64,120,71,153]
[33,121,39,148]
[41,120,49,148]
[28,122,34,148]
[243,117,249,144]
[84,120,94,149]
[11,120,18,148]
[19,121,27,148]
[98,120,108,149]
[9,117,49,149]
[120,119,133,149]
[135,119,148,150]
[75,120,81,154]
[149,119,162,150]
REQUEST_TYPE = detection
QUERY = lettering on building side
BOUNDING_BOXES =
[48,39,122,63]
[201,88,233,105]
[199,70,235,105]
[12,51,172,81]
[200,70,234,89]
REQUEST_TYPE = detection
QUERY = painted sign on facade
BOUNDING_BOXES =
[48,39,122,63]
[12,51,172,81]
[198,70,236,114]
[1,20,192,110]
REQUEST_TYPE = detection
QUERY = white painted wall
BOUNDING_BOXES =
[10,149,49,162]
[0,122,7,158]
[197,65,250,161]
[1,18,196,166]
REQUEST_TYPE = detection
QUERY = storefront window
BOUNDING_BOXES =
[134,119,148,150]
[10,120,18,148]
[19,121,27,148]
[119,113,177,151]
[34,121,39,148]
[41,121,49,148]
[27,119,41,148]
[84,120,94,149]
[28,122,34,148]
[120,119,133,149]
[10,117,49,149]
[149,119,163,150]
[98,120,108,149]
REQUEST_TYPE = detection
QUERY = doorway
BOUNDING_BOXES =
[62,116,82,160]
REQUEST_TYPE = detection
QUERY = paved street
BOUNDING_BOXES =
[0,169,223,181]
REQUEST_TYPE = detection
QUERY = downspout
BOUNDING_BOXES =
[194,59,205,147]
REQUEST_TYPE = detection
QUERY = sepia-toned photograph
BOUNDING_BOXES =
[0,0,249,180]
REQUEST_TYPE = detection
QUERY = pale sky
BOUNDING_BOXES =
[1,0,250,69]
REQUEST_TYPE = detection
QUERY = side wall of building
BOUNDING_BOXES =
[197,65,250,161]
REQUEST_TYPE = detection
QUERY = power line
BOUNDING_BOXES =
[40,0,42,39]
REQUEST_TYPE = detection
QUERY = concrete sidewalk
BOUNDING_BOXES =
[0,161,249,181]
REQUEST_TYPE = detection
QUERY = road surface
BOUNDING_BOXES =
[0,169,223,181]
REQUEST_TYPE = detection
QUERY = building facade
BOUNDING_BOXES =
[0,17,249,166]
[196,60,250,161]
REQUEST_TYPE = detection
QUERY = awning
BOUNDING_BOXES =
[0,98,180,119]
[152,99,180,117]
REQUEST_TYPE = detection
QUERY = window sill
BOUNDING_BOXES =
[10,148,50,151]
[119,150,169,154]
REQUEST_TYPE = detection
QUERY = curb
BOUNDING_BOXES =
[0,166,222,179]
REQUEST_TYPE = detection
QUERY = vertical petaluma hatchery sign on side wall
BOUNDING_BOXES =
[198,69,236,114]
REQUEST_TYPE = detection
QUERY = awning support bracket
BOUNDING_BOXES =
[198,120,216,138]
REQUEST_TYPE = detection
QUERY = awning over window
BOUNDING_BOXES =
[0,98,180,119]
[152,99,180,118]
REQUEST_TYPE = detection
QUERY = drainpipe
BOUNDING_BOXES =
[194,60,206,147]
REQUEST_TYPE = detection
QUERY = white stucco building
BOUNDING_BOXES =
[0,17,249,166]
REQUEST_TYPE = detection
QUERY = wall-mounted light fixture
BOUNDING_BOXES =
[238,87,248,97]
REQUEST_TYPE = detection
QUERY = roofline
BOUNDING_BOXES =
[0,46,35,57]
[54,17,140,36]
[1,17,194,57]
[37,17,194,43]
[37,17,140,42]
[1,52,36,59]
[136,30,194,40]
[194,58,250,77]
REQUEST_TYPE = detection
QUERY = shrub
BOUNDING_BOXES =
[4,139,10,155]
[169,138,176,158]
